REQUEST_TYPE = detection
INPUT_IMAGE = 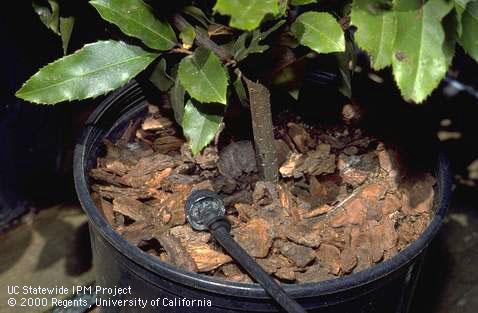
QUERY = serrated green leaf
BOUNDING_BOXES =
[150,59,174,92]
[214,0,280,31]
[60,17,75,55]
[458,1,478,61]
[180,25,196,48]
[392,0,453,103]
[16,40,158,104]
[90,0,176,51]
[291,0,317,5]
[233,20,285,61]
[291,12,345,54]
[182,100,223,155]
[178,47,229,104]
[351,0,397,70]
[33,0,60,35]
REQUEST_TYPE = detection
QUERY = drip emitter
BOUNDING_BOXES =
[185,189,307,313]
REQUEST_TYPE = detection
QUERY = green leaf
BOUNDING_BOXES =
[150,59,174,92]
[351,0,397,70]
[233,20,286,61]
[337,38,356,98]
[90,0,176,51]
[183,6,213,28]
[458,1,478,62]
[182,100,223,155]
[213,0,280,30]
[291,12,345,54]
[178,47,229,104]
[16,40,158,104]
[169,66,186,125]
[392,0,454,103]
[454,0,472,35]
[60,17,75,55]
[291,0,317,5]
[393,0,428,11]
[233,75,249,107]
[443,7,459,67]
[33,0,60,35]
[180,25,196,48]
[277,0,289,17]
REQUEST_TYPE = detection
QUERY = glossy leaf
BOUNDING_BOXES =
[150,59,173,92]
[169,66,186,125]
[233,75,249,107]
[213,0,280,30]
[60,17,75,55]
[291,0,317,5]
[183,6,213,28]
[90,0,177,51]
[393,0,428,11]
[16,40,158,104]
[392,0,453,103]
[180,25,196,49]
[458,1,478,62]
[454,0,473,35]
[351,0,397,70]
[291,12,345,54]
[178,47,229,104]
[33,0,60,34]
[182,100,223,155]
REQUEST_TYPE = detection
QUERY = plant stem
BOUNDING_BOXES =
[172,13,278,182]
[171,14,233,63]
[244,77,279,182]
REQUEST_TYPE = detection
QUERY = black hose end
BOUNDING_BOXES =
[185,189,226,231]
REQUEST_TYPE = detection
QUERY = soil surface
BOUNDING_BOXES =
[89,104,435,284]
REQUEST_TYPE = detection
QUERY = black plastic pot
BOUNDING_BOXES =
[74,81,452,313]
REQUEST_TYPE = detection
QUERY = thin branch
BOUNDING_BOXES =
[171,14,234,64]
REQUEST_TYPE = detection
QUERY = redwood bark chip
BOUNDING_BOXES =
[185,243,232,272]
[296,264,335,283]
[221,264,252,283]
[376,143,400,181]
[232,218,273,258]
[316,243,341,275]
[287,122,316,153]
[379,193,402,215]
[279,242,316,268]
[275,267,297,281]
[286,222,322,248]
[112,197,151,222]
[279,144,336,178]
[217,141,257,179]
[156,234,198,272]
[340,248,358,273]
[122,154,176,188]
[301,204,332,219]
[256,255,286,274]
[253,181,278,206]
[168,225,211,245]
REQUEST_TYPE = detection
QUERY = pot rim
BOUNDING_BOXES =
[74,81,452,300]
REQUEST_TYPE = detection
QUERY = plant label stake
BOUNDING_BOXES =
[185,189,307,313]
